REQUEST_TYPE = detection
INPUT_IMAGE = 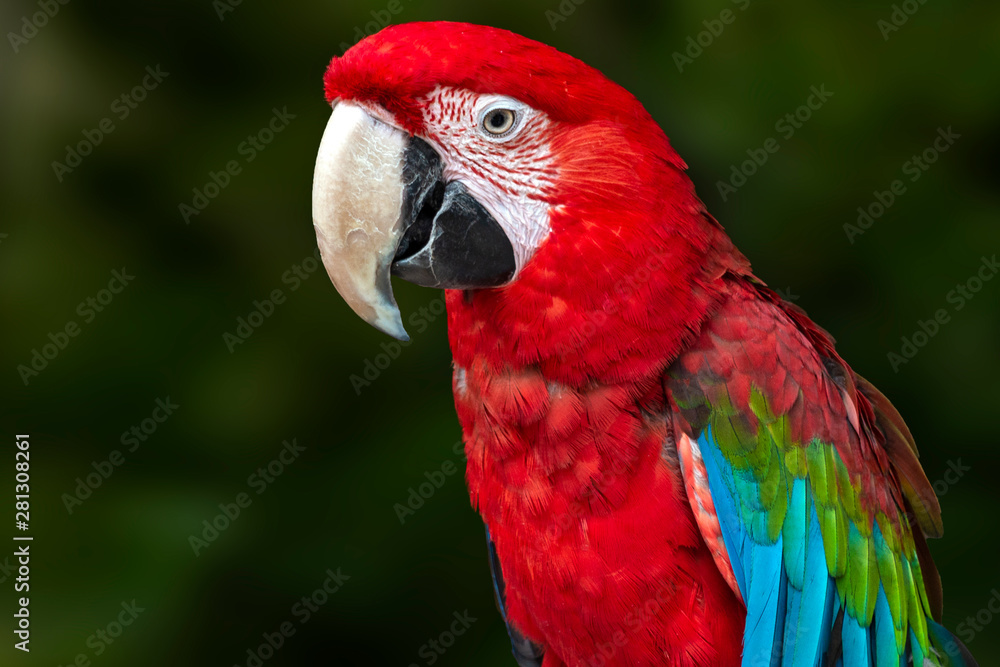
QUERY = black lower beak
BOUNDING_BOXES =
[390,137,516,290]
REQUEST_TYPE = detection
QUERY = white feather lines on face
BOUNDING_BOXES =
[419,87,558,276]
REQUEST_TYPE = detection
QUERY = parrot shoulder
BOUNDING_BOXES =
[662,277,950,666]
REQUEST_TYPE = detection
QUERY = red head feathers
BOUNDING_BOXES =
[321,21,750,384]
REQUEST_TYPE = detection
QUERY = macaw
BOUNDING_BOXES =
[310,21,977,667]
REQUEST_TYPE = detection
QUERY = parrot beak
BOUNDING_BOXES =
[312,102,516,341]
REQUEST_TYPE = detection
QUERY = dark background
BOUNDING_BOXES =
[2,0,998,665]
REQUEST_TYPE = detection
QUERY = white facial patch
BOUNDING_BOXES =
[417,87,558,276]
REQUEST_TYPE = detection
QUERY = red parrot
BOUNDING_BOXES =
[311,22,977,667]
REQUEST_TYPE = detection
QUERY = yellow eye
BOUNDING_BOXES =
[483,108,517,136]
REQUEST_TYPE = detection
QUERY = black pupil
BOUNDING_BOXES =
[490,112,508,129]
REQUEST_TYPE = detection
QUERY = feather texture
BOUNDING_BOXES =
[667,281,972,666]
[323,22,975,666]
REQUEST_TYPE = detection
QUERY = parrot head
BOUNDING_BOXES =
[314,21,747,377]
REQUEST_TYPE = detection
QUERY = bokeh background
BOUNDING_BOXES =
[2,0,999,665]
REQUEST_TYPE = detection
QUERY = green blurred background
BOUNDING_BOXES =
[2,0,999,665]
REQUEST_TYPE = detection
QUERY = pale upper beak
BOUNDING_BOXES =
[312,102,516,340]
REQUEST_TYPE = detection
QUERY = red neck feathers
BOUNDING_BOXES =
[446,115,749,386]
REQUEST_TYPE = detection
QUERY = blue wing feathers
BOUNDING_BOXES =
[698,429,875,667]
[873,586,904,667]
[700,430,786,666]
[782,482,836,667]
[693,427,979,667]
[842,611,871,666]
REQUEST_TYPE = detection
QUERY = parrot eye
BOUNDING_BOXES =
[481,108,518,137]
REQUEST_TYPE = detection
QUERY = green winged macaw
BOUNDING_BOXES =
[309,21,977,667]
